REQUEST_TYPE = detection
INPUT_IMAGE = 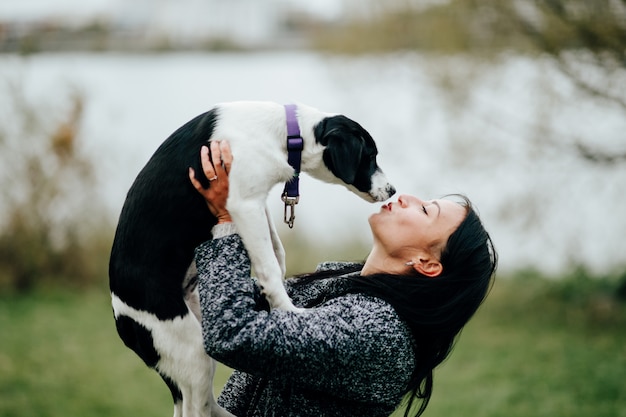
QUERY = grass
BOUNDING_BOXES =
[394,272,626,417]
[0,288,230,417]
[0,273,624,417]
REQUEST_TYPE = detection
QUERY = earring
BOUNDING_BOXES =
[405,261,415,267]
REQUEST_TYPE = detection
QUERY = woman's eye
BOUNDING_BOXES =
[422,205,428,215]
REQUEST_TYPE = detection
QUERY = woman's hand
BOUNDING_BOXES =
[189,141,233,224]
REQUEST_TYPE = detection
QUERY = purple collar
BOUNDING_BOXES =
[282,104,303,228]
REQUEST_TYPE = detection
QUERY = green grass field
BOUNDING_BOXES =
[0,274,624,417]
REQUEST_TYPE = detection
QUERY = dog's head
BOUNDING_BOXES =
[313,115,395,202]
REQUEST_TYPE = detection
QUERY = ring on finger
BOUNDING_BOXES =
[208,175,218,181]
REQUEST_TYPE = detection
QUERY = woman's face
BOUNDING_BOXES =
[368,194,467,260]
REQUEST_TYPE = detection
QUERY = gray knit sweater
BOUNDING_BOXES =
[195,225,416,417]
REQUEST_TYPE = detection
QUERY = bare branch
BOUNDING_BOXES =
[575,142,626,164]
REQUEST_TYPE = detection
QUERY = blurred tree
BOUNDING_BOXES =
[504,0,626,163]
[0,82,110,291]
[317,0,626,162]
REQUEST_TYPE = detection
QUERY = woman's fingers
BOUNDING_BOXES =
[201,145,217,180]
[208,140,232,177]
[190,141,232,190]
[209,141,221,176]
[189,141,232,222]
[188,167,202,191]
[219,141,232,174]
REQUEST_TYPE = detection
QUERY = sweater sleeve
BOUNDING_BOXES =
[195,234,414,403]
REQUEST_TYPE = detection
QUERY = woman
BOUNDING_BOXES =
[189,141,497,417]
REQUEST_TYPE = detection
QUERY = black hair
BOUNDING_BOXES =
[294,195,497,417]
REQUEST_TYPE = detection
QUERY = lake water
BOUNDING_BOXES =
[1,51,625,275]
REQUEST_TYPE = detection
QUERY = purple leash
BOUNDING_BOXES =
[282,104,303,228]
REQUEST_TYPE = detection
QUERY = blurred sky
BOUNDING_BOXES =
[0,0,344,22]
[1,0,624,276]
[1,0,123,20]
[0,0,345,47]
[3,50,623,275]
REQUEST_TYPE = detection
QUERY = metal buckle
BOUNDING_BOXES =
[281,194,299,228]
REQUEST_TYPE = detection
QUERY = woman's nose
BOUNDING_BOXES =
[398,194,422,207]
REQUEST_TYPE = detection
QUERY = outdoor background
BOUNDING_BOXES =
[0,1,625,416]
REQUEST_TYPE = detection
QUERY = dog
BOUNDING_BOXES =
[109,101,396,417]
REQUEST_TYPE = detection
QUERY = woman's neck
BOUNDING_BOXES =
[362,247,408,276]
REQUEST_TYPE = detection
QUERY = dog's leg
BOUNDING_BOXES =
[112,295,234,417]
[181,266,236,416]
[183,262,202,323]
[154,313,233,417]
[265,204,286,278]
[157,372,183,416]
[168,345,231,417]
[229,202,302,312]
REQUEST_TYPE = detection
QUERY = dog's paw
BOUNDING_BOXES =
[279,305,306,314]
[270,300,305,314]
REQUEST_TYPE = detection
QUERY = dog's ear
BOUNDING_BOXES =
[323,134,363,185]
[316,115,368,185]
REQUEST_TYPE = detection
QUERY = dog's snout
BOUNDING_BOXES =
[365,169,396,202]
[368,182,396,202]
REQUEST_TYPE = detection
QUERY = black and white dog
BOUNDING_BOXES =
[109,101,395,417]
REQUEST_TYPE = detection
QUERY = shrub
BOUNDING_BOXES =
[0,81,111,291]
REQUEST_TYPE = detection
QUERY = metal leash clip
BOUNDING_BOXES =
[282,193,299,228]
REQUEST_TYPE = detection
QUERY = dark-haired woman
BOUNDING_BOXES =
[189,141,497,417]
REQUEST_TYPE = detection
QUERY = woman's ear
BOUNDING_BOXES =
[413,257,442,278]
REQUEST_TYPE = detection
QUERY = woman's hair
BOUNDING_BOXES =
[295,195,497,417]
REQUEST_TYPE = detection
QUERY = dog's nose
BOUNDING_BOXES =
[386,184,396,198]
